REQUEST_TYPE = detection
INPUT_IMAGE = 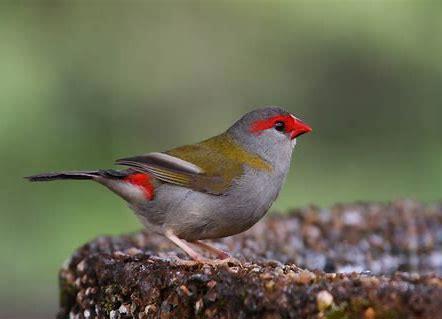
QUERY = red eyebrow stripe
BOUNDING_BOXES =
[250,115,295,133]
[124,173,154,200]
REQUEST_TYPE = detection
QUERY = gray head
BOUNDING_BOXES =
[226,106,312,167]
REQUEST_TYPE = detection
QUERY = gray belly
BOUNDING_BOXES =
[132,167,287,241]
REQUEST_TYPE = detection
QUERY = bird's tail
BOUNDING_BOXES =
[25,170,101,182]
[25,169,151,202]
[25,169,129,182]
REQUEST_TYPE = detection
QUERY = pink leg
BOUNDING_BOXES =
[164,230,239,265]
[192,240,231,260]
[164,229,207,261]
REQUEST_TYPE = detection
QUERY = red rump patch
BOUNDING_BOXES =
[125,173,154,200]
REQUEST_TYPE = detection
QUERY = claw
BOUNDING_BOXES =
[164,229,241,266]
[214,256,241,266]
[172,256,241,267]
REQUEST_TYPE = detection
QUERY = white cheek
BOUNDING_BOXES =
[291,138,297,148]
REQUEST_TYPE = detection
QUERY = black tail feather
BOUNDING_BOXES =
[25,171,100,182]
[25,169,131,182]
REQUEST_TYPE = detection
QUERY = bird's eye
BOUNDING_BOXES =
[274,121,285,132]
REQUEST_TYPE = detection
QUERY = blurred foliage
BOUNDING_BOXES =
[1,1,442,317]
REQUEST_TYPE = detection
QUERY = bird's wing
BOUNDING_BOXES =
[116,151,225,194]
[116,133,271,195]
[115,142,230,195]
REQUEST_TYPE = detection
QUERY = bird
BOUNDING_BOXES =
[26,107,311,263]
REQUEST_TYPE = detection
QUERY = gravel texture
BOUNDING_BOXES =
[59,200,442,318]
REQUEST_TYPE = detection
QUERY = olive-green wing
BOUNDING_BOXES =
[115,151,228,195]
[116,133,271,195]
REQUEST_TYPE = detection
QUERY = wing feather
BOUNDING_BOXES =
[115,133,271,195]
[115,153,224,194]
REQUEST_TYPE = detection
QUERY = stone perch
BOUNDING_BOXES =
[59,200,442,318]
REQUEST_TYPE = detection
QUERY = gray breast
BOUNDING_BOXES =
[133,157,291,241]
[133,133,295,241]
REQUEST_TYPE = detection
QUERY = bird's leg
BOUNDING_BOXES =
[193,241,241,265]
[192,240,231,260]
[164,230,240,266]
[164,229,208,262]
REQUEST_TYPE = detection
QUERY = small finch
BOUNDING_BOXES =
[27,107,312,263]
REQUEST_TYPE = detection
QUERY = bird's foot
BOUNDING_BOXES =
[214,250,231,260]
[171,257,202,266]
[191,240,234,261]
[172,256,241,267]
[214,256,242,266]
[197,256,241,266]
[164,230,241,266]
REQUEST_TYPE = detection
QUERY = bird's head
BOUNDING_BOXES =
[227,106,312,165]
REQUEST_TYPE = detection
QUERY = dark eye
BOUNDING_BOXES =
[274,121,285,132]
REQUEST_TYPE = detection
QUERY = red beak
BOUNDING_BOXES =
[290,118,312,139]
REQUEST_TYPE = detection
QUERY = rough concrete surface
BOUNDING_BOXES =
[59,200,442,318]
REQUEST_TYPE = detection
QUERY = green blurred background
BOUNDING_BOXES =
[2,1,442,317]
